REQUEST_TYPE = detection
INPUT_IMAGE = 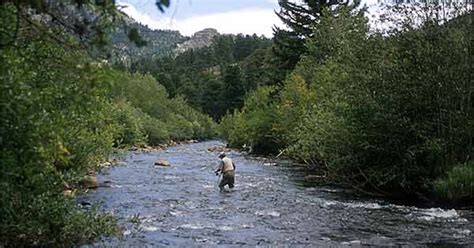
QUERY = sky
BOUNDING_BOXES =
[116,0,379,37]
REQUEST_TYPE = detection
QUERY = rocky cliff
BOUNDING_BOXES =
[110,20,187,62]
[175,28,219,54]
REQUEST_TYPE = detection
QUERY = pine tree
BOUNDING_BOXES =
[272,0,353,75]
[222,65,245,111]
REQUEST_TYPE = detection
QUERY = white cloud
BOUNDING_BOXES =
[117,2,174,29]
[118,0,381,37]
[174,8,283,37]
[118,2,282,37]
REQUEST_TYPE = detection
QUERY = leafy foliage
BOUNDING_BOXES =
[107,71,216,144]
[128,35,271,120]
[0,33,120,246]
[0,0,120,51]
[219,86,279,153]
[272,0,354,81]
[220,5,473,202]
[129,33,273,120]
[0,1,216,246]
[433,162,473,202]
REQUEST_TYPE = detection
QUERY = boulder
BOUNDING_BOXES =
[169,140,177,146]
[99,161,112,168]
[207,146,231,153]
[83,175,98,189]
[154,159,171,167]
[115,161,127,166]
[141,145,154,153]
[63,189,75,197]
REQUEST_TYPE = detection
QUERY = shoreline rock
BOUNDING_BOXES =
[82,175,98,189]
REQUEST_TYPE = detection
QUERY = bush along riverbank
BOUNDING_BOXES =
[0,4,216,246]
[219,7,473,207]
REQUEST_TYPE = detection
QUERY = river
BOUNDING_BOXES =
[81,141,473,247]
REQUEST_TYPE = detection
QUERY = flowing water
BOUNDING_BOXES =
[81,141,473,247]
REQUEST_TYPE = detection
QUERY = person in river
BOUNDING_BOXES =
[215,152,235,191]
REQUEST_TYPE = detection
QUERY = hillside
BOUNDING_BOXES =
[109,18,224,64]
[109,17,187,63]
[130,32,273,119]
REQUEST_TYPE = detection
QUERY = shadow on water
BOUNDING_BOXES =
[81,141,473,247]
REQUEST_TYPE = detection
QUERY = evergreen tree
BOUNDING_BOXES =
[212,35,235,64]
[201,77,226,120]
[222,64,245,111]
[130,32,272,119]
[272,0,352,76]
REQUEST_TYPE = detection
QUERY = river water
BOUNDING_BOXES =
[81,141,473,247]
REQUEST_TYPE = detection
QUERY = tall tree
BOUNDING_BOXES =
[272,0,352,77]
[222,64,245,111]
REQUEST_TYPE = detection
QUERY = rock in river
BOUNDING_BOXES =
[207,145,231,153]
[154,159,171,167]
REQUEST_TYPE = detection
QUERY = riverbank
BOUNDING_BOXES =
[224,144,473,210]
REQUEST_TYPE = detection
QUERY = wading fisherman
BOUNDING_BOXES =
[215,152,235,191]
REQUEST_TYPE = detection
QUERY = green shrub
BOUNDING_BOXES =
[0,3,217,246]
[219,7,472,200]
[433,162,473,201]
[167,96,217,139]
[112,100,147,146]
[219,86,278,153]
[0,193,119,247]
[143,116,171,145]
[0,38,120,246]
[108,71,216,143]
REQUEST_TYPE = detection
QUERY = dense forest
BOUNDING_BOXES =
[128,33,274,119]
[0,0,472,246]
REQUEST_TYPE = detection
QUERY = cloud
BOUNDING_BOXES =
[117,0,381,37]
[118,1,282,37]
[174,8,283,37]
[117,2,173,29]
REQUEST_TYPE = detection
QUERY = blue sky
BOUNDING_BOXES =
[117,0,378,37]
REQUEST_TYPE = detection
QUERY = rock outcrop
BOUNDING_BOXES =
[175,28,219,54]
[82,175,98,189]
